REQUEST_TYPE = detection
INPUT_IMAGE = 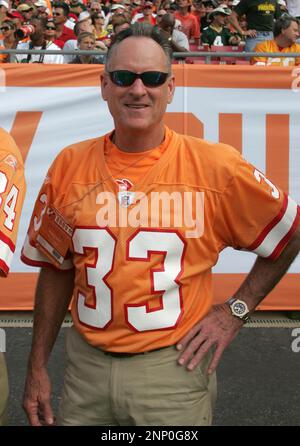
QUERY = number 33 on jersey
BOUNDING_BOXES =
[21,131,300,352]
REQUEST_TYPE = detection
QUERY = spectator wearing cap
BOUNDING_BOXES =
[0,1,9,26]
[15,17,64,63]
[53,2,76,43]
[201,6,241,46]
[104,4,125,29]
[34,0,49,19]
[17,4,35,23]
[228,0,282,52]
[137,2,156,25]
[157,12,190,51]
[0,20,18,62]
[174,0,200,45]
[69,31,105,63]
[6,11,25,27]
[111,12,131,35]
[252,14,300,66]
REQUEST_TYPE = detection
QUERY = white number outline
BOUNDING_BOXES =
[0,170,20,232]
[72,228,186,332]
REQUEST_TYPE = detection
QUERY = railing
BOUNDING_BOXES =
[1,49,300,64]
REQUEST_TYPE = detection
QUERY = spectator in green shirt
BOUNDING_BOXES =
[201,6,241,46]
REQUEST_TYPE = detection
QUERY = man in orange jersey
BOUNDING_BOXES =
[252,15,300,66]
[0,128,26,426]
[22,23,300,426]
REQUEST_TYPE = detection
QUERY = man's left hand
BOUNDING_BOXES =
[176,303,244,374]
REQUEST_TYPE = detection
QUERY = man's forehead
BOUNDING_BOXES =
[110,36,167,61]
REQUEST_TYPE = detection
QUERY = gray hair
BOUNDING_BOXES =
[105,22,173,71]
[273,14,299,38]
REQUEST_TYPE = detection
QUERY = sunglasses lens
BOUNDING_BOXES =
[110,71,136,86]
[141,71,168,87]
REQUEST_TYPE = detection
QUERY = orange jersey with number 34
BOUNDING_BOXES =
[0,128,26,276]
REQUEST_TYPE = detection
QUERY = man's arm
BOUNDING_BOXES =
[23,266,74,426]
[176,224,300,373]
[228,10,257,38]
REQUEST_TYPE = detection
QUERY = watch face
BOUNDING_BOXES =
[233,302,246,315]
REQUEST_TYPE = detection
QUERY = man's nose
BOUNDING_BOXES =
[128,77,147,94]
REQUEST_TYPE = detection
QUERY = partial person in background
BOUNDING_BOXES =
[0,128,26,426]
[174,0,200,45]
[228,0,282,51]
[111,13,131,36]
[44,18,65,49]
[53,2,76,43]
[69,31,106,63]
[62,16,95,63]
[201,6,241,46]
[0,20,17,62]
[157,12,190,51]
[0,0,9,26]
[252,14,300,66]
[15,17,64,63]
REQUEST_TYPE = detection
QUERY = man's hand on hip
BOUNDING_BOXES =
[176,303,243,374]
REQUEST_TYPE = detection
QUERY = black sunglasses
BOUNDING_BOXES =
[1,26,11,31]
[46,26,56,30]
[108,70,169,87]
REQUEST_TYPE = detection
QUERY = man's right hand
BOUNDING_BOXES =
[23,366,55,426]
[243,29,257,38]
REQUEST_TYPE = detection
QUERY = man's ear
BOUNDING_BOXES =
[167,74,175,104]
[100,72,109,101]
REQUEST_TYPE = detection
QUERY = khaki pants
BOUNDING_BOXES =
[59,327,217,426]
[0,353,9,426]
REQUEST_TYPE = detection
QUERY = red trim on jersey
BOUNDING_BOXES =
[0,258,9,276]
[20,252,68,271]
[247,194,288,251]
[72,226,117,332]
[125,228,186,333]
[268,205,300,260]
[0,229,15,253]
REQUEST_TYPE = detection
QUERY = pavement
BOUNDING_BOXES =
[3,325,300,426]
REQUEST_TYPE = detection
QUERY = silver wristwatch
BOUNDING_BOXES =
[227,297,250,322]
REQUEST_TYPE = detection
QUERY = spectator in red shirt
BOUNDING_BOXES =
[53,2,76,43]
[174,0,200,45]
[138,1,156,25]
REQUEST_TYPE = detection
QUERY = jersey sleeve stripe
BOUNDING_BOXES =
[21,235,73,270]
[0,238,14,275]
[248,194,288,251]
[0,229,15,253]
[247,196,299,258]
[0,258,9,276]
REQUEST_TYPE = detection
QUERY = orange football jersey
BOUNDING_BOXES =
[252,40,300,66]
[0,128,26,276]
[22,127,299,352]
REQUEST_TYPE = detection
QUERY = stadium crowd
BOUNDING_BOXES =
[0,0,299,64]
